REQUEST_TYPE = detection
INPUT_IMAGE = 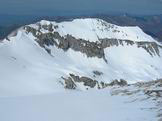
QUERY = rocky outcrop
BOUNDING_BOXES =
[145,90,162,97]
[24,23,162,62]
[93,70,103,77]
[137,41,161,56]
[109,79,128,86]
[62,73,162,91]
[100,38,134,48]
[61,74,128,90]
[61,76,77,89]
[61,74,99,89]
[109,78,162,120]
[25,26,107,62]
[135,79,162,88]
[100,38,162,56]
[133,79,162,97]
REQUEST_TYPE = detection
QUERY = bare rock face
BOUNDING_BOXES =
[61,76,77,89]
[136,79,162,97]
[25,24,162,62]
[93,70,103,76]
[109,79,128,86]
[101,38,162,57]
[61,74,128,90]
[62,74,99,89]
[25,26,107,62]
[137,41,161,56]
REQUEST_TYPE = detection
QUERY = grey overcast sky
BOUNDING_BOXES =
[0,0,162,15]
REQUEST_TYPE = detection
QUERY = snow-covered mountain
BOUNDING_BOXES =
[0,18,162,121]
[0,18,162,96]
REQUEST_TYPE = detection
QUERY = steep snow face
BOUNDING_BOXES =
[35,18,156,42]
[0,32,64,96]
[104,44,162,83]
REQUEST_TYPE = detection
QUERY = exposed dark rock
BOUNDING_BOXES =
[25,26,38,37]
[93,70,103,76]
[25,26,107,61]
[61,76,76,89]
[62,74,104,89]
[109,79,128,86]
[133,79,162,97]
[24,24,162,61]
[100,81,109,88]
[62,74,129,90]
[80,77,97,88]
[41,23,54,32]
[135,79,162,88]
[70,74,98,88]
[100,38,135,48]
[145,90,162,97]
[137,41,161,56]
[100,38,161,57]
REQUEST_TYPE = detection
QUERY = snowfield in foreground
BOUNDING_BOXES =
[0,81,162,121]
[0,89,159,121]
[0,18,162,121]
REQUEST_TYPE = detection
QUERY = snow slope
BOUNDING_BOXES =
[1,79,162,121]
[0,88,160,121]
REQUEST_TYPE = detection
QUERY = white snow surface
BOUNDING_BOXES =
[0,89,159,121]
[35,18,156,42]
